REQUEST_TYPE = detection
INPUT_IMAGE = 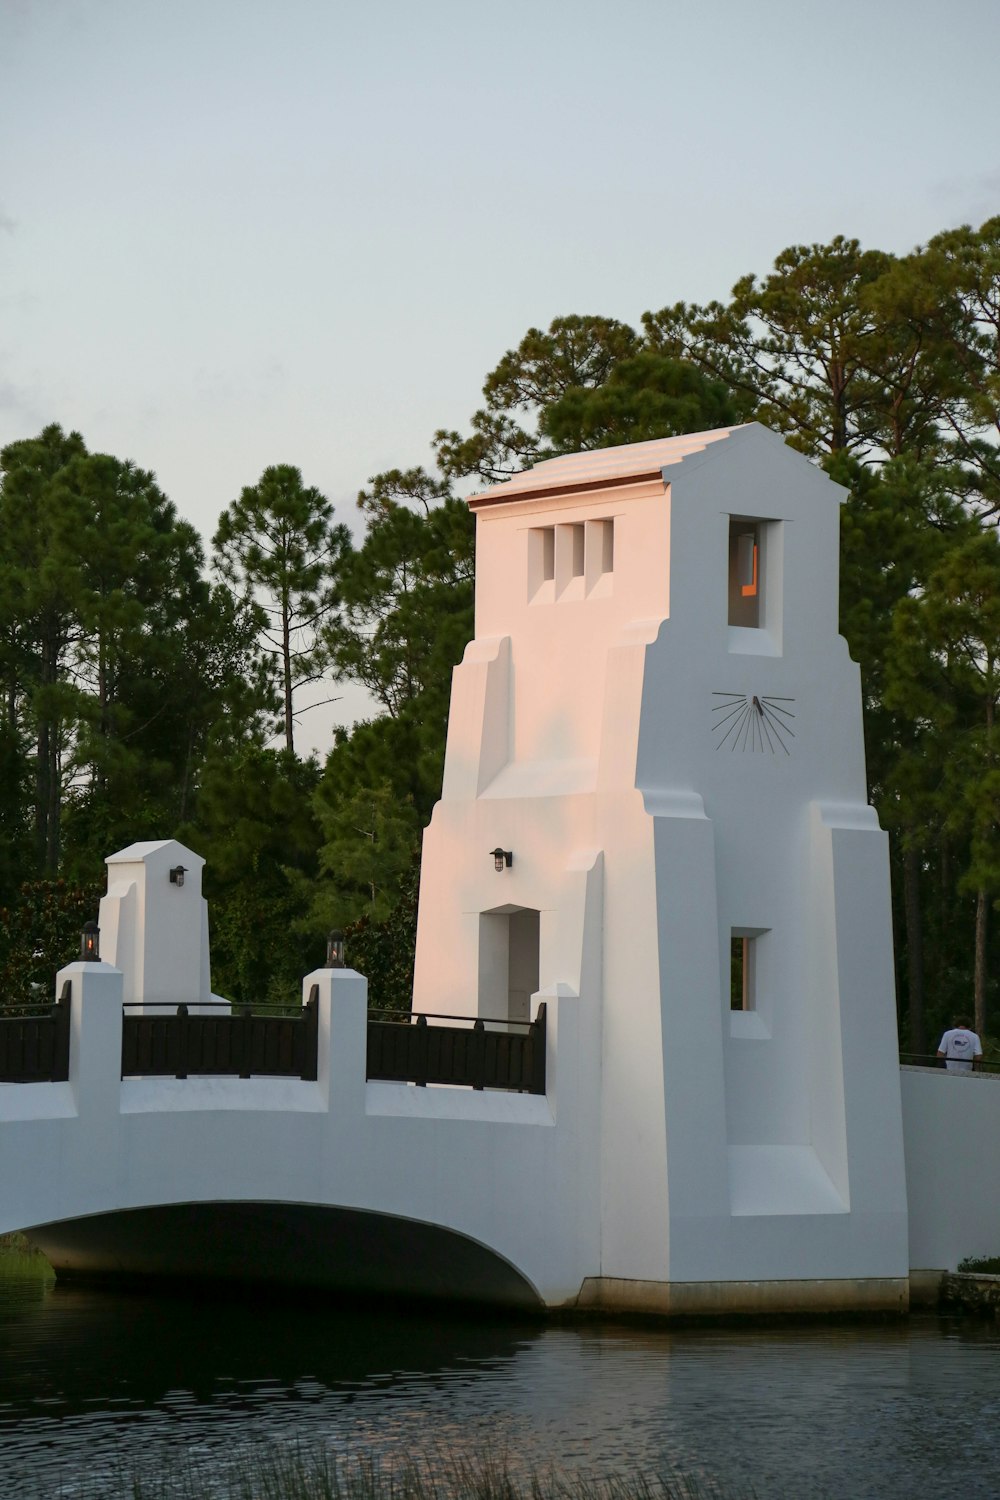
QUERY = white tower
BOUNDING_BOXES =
[413,424,908,1313]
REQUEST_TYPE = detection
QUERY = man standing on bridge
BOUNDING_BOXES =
[936,1017,983,1074]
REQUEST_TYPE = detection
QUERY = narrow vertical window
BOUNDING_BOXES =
[555,522,586,598]
[528,526,556,600]
[570,523,585,577]
[585,517,615,595]
[730,933,756,1011]
[541,527,555,580]
[728,518,762,628]
[598,518,614,573]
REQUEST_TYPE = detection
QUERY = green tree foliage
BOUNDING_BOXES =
[313,472,475,934]
[0,424,89,872]
[0,878,103,1014]
[182,745,323,1008]
[885,534,1000,1037]
[214,465,347,754]
[0,426,276,998]
[433,315,643,482]
[540,353,740,451]
[643,237,896,457]
[341,857,419,1012]
[313,781,420,927]
[0,725,32,910]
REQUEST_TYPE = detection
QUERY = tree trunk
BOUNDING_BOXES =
[974,888,988,1039]
[34,717,49,871]
[282,600,294,755]
[903,844,926,1056]
[46,728,60,875]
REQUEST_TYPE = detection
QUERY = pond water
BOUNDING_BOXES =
[1,1256,998,1499]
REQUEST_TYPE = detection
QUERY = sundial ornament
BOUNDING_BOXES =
[712,691,795,754]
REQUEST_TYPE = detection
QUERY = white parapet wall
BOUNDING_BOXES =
[902,1066,1000,1275]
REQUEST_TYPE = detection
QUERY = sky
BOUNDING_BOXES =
[2,0,999,751]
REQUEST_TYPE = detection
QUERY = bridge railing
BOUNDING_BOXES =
[900,1051,1000,1074]
[120,988,320,1080]
[0,981,72,1083]
[366,1005,547,1094]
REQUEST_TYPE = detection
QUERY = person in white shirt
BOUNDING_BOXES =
[936,1017,983,1074]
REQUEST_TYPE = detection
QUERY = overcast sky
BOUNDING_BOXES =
[2,0,998,748]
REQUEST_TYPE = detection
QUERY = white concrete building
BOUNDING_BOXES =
[1,424,926,1315]
[412,422,909,1310]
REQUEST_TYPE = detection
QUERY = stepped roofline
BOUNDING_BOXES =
[468,424,742,509]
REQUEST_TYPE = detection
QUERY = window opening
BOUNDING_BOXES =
[570,523,585,577]
[528,526,556,600]
[730,933,755,1011]
[540,528,555,580]
[597,518,614,573]
[728,519,761,628]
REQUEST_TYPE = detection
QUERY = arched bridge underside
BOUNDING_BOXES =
[24,1202,542,1308]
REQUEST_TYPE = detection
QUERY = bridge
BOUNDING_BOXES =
[0,980,579,1310]
[0,848,586,1309]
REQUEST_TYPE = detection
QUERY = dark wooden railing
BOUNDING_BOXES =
[1,987,547,1093]
[0,981,72,1083]
[121,989,319,1080]
[366,1005,547,1094]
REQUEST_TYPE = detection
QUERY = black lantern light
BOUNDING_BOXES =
[326,930,345,968]
[80,920,100,962]
[169,865,187,887]
[490,847,513,872]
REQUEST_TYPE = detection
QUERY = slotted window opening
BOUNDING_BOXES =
[730,933,755,1011]
[728,518,762,628]
[540,527,555,580]
[532,516,615,601]
[528,526,556,600]
[729,927,768,1012]
[569,523,585,577]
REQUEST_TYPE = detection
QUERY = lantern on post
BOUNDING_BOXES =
[326,930,345,969]
[80,921,100,962]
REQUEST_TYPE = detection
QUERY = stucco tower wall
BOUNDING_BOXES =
[632,429,907,1284]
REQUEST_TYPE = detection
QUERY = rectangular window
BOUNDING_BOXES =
[597,518,614,574]
[540,527,555,580]
[585,517,615,595]
[528,526,556,600]
[570,523,585,577]
[728,518,761,628]
[555,522,586,598]
[730,933,756,1011]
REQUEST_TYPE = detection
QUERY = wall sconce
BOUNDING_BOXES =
[169,865,187,888]
[326,930,345,968]
[490,848,513,872]
[80,921,100,962]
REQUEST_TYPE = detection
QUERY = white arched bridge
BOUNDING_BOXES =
[0,951,594,1311]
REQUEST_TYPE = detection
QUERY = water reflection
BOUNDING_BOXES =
[2,1263,1000,1499]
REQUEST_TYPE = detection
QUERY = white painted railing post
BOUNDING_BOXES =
[302,967,368,1118]
[59,961,123,1117]
[54,960,124,1209]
